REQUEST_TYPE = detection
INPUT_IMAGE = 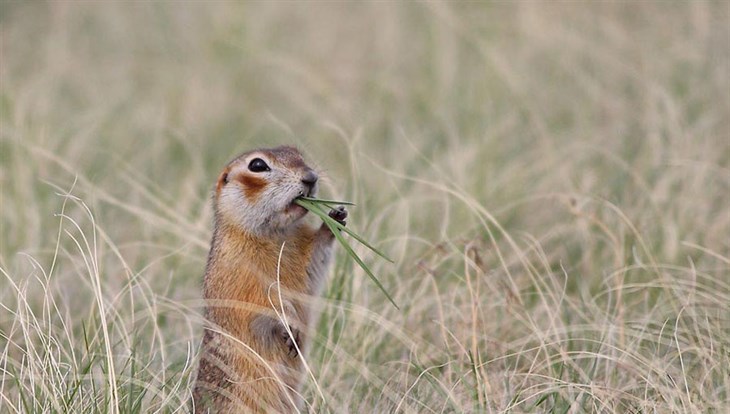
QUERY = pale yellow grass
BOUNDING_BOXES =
[1,1,728,413]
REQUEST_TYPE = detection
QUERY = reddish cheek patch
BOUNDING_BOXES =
[238,174,267,201]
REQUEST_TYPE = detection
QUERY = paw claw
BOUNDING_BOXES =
[328,206,348,225]
[283,327,301,358]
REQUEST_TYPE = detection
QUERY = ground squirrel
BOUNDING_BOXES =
[192,146,346,413]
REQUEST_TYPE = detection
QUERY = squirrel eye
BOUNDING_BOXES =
[248,158,270,173]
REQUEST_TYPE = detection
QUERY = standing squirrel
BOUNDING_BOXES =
[192,146,346,413]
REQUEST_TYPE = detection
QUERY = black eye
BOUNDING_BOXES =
[248,158,270,173]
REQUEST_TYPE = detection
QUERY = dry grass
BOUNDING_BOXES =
[1,1,728,413]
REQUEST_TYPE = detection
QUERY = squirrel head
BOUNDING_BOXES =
[214,146,319,235]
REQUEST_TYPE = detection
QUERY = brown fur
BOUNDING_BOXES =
[216,167,230,194]
[264,146,308,170]
[194,223,317,412]
[192,147,338,413]
[238,174,267,202]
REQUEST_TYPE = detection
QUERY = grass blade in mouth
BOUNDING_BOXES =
[294,197,399,309]
[298,196,356,206]
[302,199,393,262]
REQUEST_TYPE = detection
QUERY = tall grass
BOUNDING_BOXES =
[1,1,728,412]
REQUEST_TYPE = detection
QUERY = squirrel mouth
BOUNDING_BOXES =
[287,187,314,215]
[287,197,307,215]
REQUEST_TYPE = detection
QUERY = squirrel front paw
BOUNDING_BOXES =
[281,326,301,358]
[317,206,347,239]
[328,206,347,226]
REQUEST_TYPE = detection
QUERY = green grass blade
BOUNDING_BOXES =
[296,199,393,262]
[298,196,356,206]
[323,218,400,309]
[327,218,393,262]
[295,197,399,309]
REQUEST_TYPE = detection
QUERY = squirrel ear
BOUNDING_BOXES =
[216,168,230,193]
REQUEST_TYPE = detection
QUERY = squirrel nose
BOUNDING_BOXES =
[301,170,318,188]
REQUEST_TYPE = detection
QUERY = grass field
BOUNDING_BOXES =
[1,1,728,413]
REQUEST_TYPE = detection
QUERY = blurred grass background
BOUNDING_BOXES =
[1,1,728,412]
